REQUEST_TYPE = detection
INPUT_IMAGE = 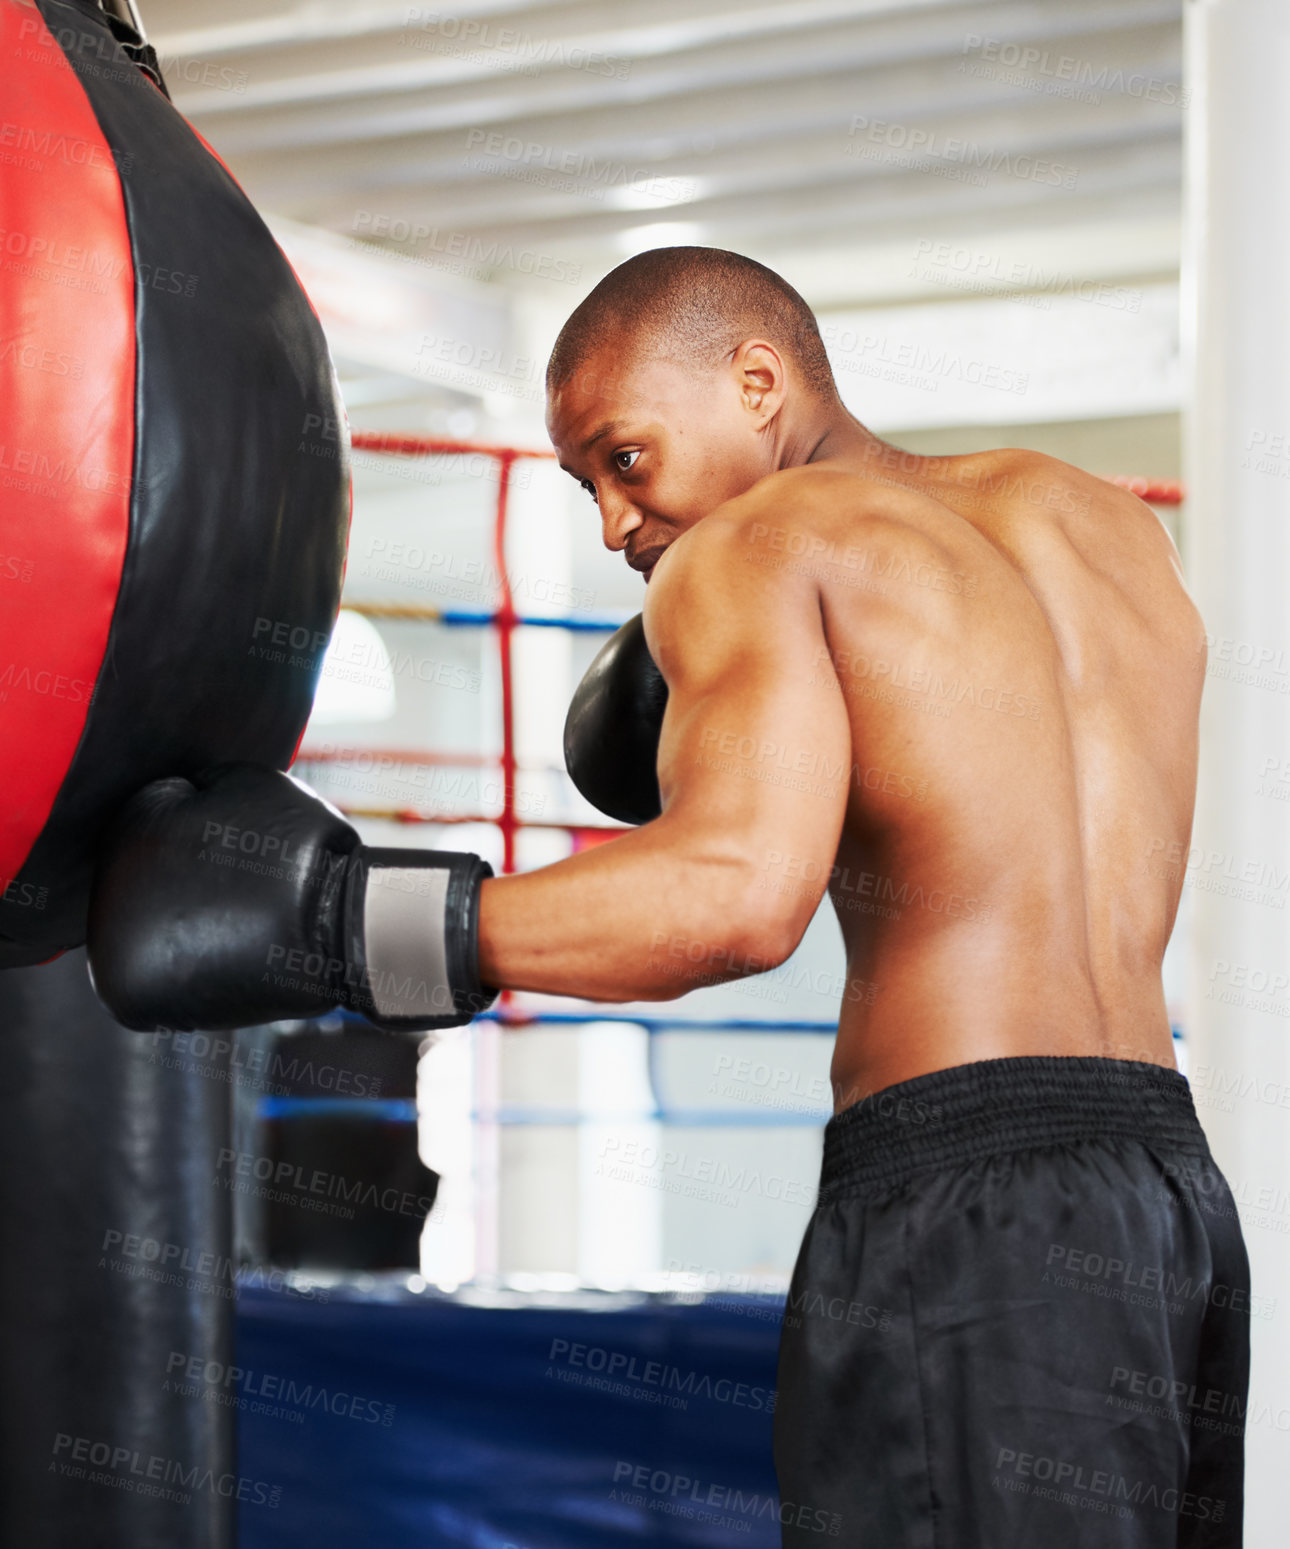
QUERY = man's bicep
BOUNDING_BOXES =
[645,525,852,900]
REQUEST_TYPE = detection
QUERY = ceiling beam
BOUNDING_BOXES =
[212,18,1181,209]
[164,0,1180,141]
[270,93,1181,238]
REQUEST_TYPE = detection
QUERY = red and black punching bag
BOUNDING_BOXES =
[0,0,351,968]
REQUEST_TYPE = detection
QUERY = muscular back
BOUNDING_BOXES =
[652,447,1205,1107]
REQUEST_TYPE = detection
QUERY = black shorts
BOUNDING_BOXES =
[773,1056,1250,1548]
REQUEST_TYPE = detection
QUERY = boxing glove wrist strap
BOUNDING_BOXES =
[344,848,497,1031]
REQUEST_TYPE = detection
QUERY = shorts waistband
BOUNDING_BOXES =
[820,1056,1206,1203]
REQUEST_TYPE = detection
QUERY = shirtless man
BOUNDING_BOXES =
[89,247,1249,1547]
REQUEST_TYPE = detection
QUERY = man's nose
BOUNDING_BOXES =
[599,492,643,554]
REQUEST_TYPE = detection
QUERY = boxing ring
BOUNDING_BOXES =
[302,434,838,1290]
[228,437,1189,1549]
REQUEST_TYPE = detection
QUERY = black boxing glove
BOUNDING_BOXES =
[87,762,497,1032]
[563,613,667,825]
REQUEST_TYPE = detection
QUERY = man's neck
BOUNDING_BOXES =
[778,408,888,471]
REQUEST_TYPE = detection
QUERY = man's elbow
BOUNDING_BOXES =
[686,862,814,977]
[721,905,805,979]
[635,906,802,1001]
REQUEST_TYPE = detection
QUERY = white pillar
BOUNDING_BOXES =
[1183,4,1290,1541]
[418,1027,477,1290]
[578,1022,662,1288]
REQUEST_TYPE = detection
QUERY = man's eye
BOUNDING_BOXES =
[580,479,598,502]
[614,450,640,473]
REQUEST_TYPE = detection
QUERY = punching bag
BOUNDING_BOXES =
[0,0,351,968]
[0,948,240,1548]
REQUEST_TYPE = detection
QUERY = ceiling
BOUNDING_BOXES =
[143,0,1184,309]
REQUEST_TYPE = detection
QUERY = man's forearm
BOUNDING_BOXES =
[476,817,794,1001]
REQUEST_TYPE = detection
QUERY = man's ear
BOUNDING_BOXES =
[730,339,787,423]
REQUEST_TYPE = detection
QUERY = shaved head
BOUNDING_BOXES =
[546,246,837,400]
[544,247,856,579]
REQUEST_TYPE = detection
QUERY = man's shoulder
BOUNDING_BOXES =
[649,470,843,586]
[642,473,847,648]
[648,463,937,609]
[685,463,903,544]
